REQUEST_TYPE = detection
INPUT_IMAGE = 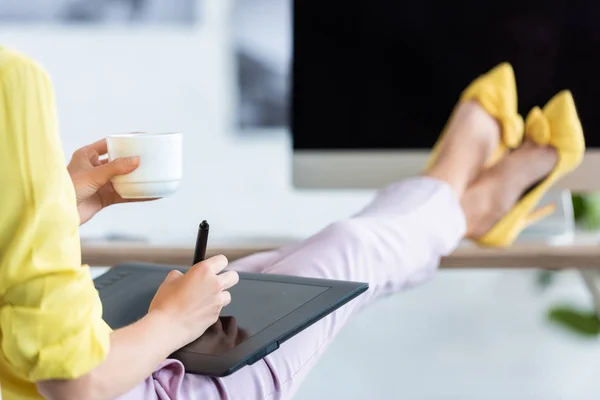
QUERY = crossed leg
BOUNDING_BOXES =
[119,101,558,400]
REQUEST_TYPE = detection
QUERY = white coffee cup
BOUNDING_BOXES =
[106,132,182,199]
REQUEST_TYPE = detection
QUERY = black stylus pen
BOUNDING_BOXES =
[193,220,210,264]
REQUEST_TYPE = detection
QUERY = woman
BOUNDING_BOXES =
[0,47,584,400]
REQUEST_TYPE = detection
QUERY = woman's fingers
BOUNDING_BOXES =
[165,269,184,282]
[87,138,109,156]
[192,255,229,274]
[88,156,140,187]
[218,270,239,291]
[221,291,232,307]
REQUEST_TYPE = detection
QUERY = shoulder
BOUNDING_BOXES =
[0,46,50,84]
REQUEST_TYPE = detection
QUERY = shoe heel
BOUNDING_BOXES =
[524,203,557,227]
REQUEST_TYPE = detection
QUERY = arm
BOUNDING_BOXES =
[37,312,178,400]
[37,260,238,400]
[0,49,238,399]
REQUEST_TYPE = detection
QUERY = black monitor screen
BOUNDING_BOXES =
[292,0,600,150]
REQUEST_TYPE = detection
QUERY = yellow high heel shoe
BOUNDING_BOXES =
[476,90,586,248]
[427,62,524,168]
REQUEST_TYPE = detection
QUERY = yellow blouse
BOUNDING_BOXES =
[0,47,111,399]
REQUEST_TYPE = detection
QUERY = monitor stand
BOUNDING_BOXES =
[516,189,576,245]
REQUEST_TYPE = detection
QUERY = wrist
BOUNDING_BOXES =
[145,310,190,350]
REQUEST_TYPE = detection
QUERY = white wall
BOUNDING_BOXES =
[0,0,373,244]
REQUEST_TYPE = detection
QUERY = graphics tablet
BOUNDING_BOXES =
[95,262,368,376]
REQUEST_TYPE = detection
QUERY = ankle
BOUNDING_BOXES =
[509,141,559,185]
[458,101,501,147]
[425,166,468,197]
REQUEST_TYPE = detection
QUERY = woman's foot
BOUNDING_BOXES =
[426,63,524,197]
[426,100,502,196]
[462,139,558,239]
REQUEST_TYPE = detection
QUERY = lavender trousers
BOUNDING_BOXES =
[118,177,466,400]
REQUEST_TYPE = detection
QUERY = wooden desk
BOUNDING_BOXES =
[81,239,600,269]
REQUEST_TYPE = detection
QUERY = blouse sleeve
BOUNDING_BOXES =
[0,47,111,381]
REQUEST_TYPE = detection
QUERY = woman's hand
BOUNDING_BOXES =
[37,256,238,400]
[149,255,240,348]
[67,138,150,225]
[38,256,239,400]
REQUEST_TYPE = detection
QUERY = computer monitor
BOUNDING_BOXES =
[291,0,600,191]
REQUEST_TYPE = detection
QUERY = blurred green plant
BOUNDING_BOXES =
[536,270,556,290]
[572,192,600,230]
[548,305,600,337]
[536,193,600,337]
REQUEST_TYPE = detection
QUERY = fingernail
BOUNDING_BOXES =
[127,156,140,166]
